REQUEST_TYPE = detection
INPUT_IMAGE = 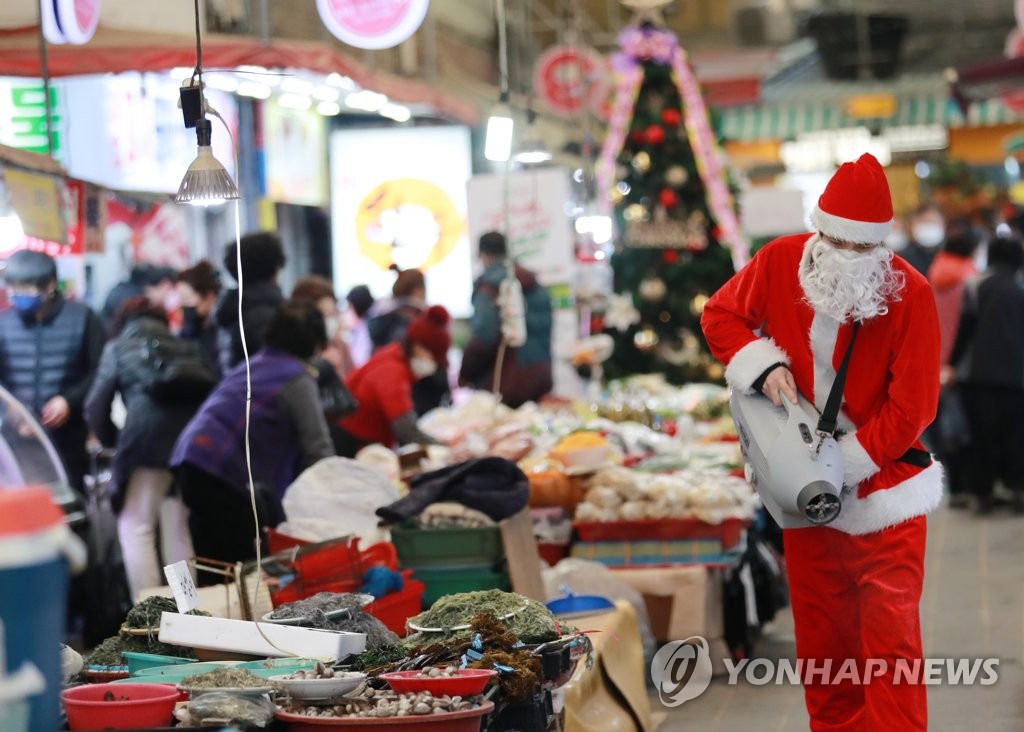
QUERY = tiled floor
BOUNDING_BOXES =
[652,505,1024,731]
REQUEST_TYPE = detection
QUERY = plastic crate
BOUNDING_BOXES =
[573,517,748,548]
[390,525,505,568]
[412,565,511,608]
[364,570,425,637]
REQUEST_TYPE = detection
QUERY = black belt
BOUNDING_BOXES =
[835,430,932,468]
[898,447,933,468]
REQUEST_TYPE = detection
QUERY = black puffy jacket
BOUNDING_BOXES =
[0,294,105,426]
[214,280,283,375]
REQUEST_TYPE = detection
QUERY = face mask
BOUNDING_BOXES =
[182,306,200,325]
[324,315,341,338]
[912,222,945,248]
[884,231,908,252]
[410,356,438,379]
[11,293,45,316]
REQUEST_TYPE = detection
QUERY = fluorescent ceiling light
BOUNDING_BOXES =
[312,86,340,102]
[316,101,341,116]
[237,81,272,99]
[380,103,411,122]
[345,90,388,112]
[326,73,356,89]
[281,78,315,95]
[278,93,312,111]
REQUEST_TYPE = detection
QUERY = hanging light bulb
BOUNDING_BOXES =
[176,119,240,206]
[175,0,240,206]
[485,99,515,162]
[514,107,552,165]
[486,0,514,163]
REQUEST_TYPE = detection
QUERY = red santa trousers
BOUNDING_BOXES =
[784,516,927,732]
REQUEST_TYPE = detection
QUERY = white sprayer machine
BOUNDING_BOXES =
[730,390,844,529]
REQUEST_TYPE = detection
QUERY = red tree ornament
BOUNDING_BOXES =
[661,108,681,127]
[629,129,645,144]
[662,250,680,264]
[659,188,679,208]
[645,124,666,145]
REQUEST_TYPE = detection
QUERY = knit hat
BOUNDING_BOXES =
[406,305,451,368]
[809,153,894,244]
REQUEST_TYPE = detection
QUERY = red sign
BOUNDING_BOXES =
[533,45,609,119]
[316,0,429,50]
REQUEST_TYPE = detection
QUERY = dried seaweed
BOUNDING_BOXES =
[469,650,541,702]
[180,667,275,689]
[348,644,417,673]
[84,634,196,668]
[406,590,558,644]
[266,592,366,620]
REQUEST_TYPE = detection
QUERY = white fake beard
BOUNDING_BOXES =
[799,235,905,323]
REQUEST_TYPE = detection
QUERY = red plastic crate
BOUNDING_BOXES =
[364,569,425,636]
[573,517,749,548]
[265,533,399,608]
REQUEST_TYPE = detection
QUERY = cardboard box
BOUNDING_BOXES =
[612,565,724,643]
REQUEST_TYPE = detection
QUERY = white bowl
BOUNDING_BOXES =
[269,672,367,700]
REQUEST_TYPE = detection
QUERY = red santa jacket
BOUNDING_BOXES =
[700,233,943,536]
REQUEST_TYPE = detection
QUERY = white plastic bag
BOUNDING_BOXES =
[281,458,401,546]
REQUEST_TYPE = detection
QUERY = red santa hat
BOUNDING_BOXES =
[809,153,893,244]
[406,305,451,368]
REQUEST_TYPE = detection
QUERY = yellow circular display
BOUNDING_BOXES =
[354,177,464,272]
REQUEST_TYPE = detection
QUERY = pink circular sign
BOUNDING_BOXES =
[317,0,429,50]
[533,45,609,119]
[56,0,100,45]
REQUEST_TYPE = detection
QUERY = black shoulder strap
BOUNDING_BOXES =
[816,322,860,437]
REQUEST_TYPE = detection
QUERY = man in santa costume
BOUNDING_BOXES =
[701,153,941,731]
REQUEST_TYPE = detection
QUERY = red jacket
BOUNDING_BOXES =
[338,342,415,446]
[701,233,943,535]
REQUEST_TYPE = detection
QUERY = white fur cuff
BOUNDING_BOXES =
[810,206,893,245]
[839,431,880,487]
[724,338,790,394]
[831,461,944,536]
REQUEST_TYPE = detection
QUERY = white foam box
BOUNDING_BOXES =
[157,612,366,661]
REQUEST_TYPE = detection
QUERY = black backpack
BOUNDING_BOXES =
[118,332,217,404]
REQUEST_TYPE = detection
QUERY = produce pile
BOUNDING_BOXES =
[83,634,194,668]
[265,592,399,649]
[574,465,756,524]
[181,667,276,690]
[406,590,559,644]
[282,688,484,719]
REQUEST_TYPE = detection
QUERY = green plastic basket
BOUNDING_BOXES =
[390,525,505,568]
[122,652,195,676]
[412,565,511,608]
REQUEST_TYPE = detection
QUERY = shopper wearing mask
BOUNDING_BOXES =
[291,275,354,380]
[901,203,946,275]
[85,297,203,599]
[335,305,450,457]
[177,260,222,379]
[0,250,105,494]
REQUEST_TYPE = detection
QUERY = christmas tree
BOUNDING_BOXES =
[596,21,748,384]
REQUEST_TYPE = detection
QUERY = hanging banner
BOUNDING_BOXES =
[262,97,327,206]
[317,0,430,50]
[330,126,472,317]
[533,45,609,119]
[4,167,66,244]
[107,198,190,269]
[465,168,575,286]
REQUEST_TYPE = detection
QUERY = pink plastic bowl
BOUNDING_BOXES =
[61,682,181,730]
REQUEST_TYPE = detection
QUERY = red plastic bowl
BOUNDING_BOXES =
[277,701,494,731]
[61,682,181,730]
[379,669,497,697]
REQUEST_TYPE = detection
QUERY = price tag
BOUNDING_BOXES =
[163,561,199,614]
